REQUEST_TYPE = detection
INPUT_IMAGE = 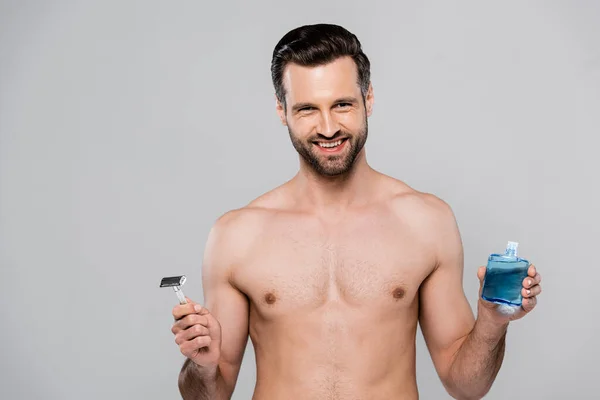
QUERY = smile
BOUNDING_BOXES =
[316,139,346,148]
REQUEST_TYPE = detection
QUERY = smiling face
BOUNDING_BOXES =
[276,56,374,177]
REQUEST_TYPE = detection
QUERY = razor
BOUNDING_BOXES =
[160,275,187,304]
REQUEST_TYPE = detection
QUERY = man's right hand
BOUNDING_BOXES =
[172,298,222,369]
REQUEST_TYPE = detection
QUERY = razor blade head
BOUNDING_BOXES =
[160,275,186,288]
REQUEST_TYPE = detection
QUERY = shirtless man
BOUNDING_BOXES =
[170,24,542,399]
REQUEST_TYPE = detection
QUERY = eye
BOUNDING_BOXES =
[336,102,352,108]
[299,107,315,112]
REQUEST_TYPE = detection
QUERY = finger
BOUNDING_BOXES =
[172,302,199,320]
[172,314,209,334]
[191,335,212,349]
[523,273,541,289]
[528,264,537,277]
[521,296,537,313]
[180,336,212,355]
[193,304,211,316]
[173,302,211,321]
[175,324,210,345]
[477,266,486,282]
[522,284,542,298]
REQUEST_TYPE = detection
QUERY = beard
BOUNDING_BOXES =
[287,117,368,177]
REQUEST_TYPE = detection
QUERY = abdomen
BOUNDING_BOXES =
[250,301,420,400]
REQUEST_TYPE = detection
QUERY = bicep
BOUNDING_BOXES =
[200,214,251,391]
[418,204,475,379]
[203,274,249,387]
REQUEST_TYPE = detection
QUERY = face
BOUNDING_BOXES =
[276,56,374,176]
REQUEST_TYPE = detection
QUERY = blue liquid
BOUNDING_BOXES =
[481,256,529,306]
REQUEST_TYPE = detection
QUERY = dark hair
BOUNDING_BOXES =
[270,23,371,108]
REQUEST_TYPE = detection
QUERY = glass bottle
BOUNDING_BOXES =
[481,241,530,307]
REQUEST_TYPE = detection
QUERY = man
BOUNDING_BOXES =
[170,23,542,399]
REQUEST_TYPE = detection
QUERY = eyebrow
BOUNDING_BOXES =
[291,97,359,113]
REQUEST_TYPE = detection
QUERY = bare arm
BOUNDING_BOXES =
[418,197,507,400]
[177,211,251,399]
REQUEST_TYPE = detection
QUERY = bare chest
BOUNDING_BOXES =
[233,214,436,317]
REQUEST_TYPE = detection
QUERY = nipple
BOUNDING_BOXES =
[264,292,277,305]
[392,287,406,299]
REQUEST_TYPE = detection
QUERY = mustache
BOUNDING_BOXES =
[308,131,349,142]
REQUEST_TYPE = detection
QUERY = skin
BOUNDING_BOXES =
[171,56,542,400]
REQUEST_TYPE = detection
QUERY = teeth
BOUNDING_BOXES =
[318,139,343,148]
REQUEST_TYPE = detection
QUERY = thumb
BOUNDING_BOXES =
[191,304,221,338]
[205,311,222,340]
[477,266,486,286]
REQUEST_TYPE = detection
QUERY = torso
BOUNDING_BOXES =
[230,176,440,399]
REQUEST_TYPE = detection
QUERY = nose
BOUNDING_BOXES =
[317,111,340,138]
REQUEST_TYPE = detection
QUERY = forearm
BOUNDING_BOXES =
[178,359,231,400]
[445,316,509,400]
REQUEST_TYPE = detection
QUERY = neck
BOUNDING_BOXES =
[292,150,377,212]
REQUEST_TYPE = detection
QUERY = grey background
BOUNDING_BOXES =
[1,1,598,399]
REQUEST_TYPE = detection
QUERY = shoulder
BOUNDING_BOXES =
[386,178,463,269]
[201,205,274,283]
[204,185,290,261]
[381,176,461,257]
[382,176,456,224]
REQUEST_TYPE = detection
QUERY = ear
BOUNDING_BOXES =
[365,83,374,117]
[275,95,287,126]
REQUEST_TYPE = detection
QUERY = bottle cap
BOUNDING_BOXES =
[505,241,519,256]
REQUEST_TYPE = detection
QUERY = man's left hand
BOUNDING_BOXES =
[477,263,542,323]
